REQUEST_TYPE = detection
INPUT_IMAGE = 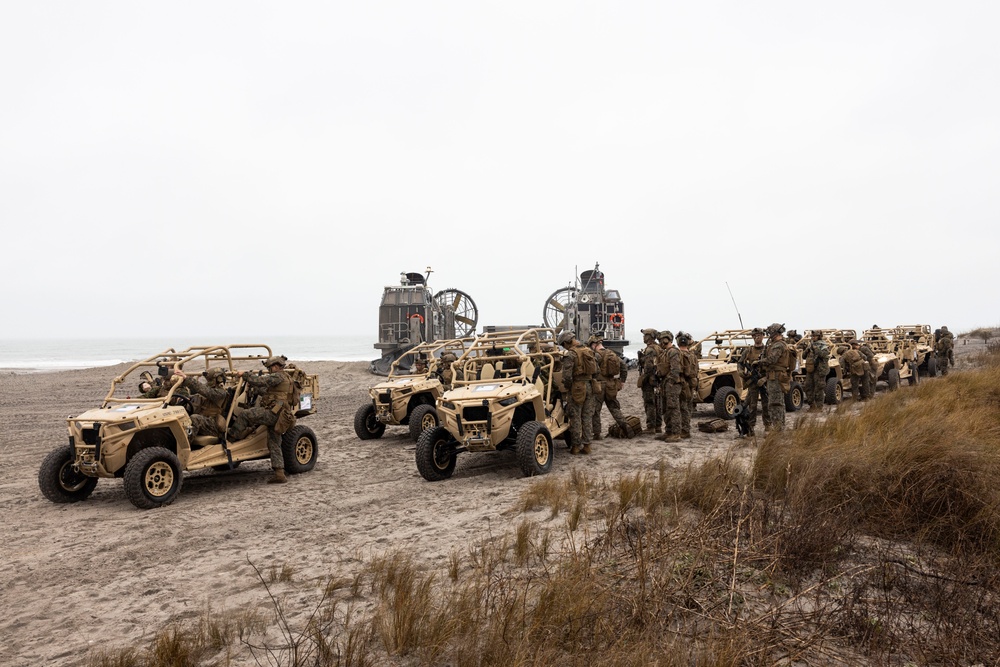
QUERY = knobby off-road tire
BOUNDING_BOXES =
[354,403,386,440]
[825,377,843,404]
[785,381,804,412]
[282,425,318,474]
[713,386,740,420]
[415,426,457,481]
[925,357,937,377]
[516,421,553,477]
[408,404,439,441]
[907,366,919,386]
[123,447,183,510]
[887,368,900,391]
[38,444,98,503]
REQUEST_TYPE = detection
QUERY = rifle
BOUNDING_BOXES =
[735,352,766,437]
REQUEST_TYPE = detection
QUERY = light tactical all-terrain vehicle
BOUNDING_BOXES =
[692,330,753,419]
[893,324,938,377]
[794,330,850,404]
[38,345,319,510]
[415,328,568,481]
[862,328,918,391]
[355,338,472,441]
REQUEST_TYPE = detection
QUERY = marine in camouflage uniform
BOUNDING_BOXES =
[177,367,230,439]
[230,355,296,483]
[761,323,790,431]
[654,330,683,442]
[589,335,629,439]
[740,328,768,432]
[802,331,830,411]
[935,326,954,375]
[676,332,699,439]
[559,332,597,454]
[858,342,877,399]
[841,341,865,402]
[637,328,662,433]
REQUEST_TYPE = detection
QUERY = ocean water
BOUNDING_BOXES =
[0,335,646,372]
[0,336,377,371]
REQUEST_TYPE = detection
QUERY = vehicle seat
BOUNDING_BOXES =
[478,363,496,380]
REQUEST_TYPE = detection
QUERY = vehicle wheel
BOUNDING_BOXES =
[824,377,843,404]
[713,386,740,420]
[282,425,318,474]
[38,444,98,503]
[887,368,900,391]
[516,421,553,477]
[785,382,804,412]
[415,426,457,481]
[408,404,439,441]
[123,447,183,510]
[354,403,385,440]
[907,366,919,386]
[926,357,937,377]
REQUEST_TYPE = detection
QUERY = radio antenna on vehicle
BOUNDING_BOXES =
[726,282,744,329]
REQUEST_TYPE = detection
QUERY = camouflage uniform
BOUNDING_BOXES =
[841,343,865,401]
[637,329,662,432]
[859,343,877,399]
[761,325,790,431]
[740,330,768,430]
[654,331,682,440]
[230,360,295,474]
[560,335,597,454]
[677,334,699,438]
[935,328,954,375]
[802,335,830,410]
[182,370,229,439]
[590,338,629,439]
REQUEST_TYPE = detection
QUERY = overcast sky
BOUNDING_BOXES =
[2,1,997,343]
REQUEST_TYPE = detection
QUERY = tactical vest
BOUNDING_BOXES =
[261,371,293,413]
[655,346,678,378]
[764,340,791,373]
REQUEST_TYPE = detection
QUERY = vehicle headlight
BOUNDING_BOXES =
[441,401,455,411]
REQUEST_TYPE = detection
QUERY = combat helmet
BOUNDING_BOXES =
[751,327,765,336]
[656,330,673,343]
[640,328,657,337]
[205,367,227,385]
[557,331,575,346]
[587,334,603,345]
[765,323,785,336]
[263,355,288,368]
[676,331,692,346]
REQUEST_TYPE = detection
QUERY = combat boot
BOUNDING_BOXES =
[569,445,581,455]
[267,469,287,484]
[659,434,682,443]
[581,443,591,455]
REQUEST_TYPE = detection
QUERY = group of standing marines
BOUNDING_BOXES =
[635,328,701,441]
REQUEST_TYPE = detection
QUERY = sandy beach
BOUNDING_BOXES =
[0,339,985,665]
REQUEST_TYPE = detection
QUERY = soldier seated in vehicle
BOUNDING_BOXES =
[175,367,230,442]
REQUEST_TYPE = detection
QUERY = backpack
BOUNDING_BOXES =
[577,345,598,377]
[608,415,642,439]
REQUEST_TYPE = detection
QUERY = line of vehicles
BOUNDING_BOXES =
[691,324,935,419]
[353,323,941,483]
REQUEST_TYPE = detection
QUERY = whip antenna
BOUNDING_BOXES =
[726,282,744,329]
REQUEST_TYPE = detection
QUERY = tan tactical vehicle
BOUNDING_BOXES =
[861,328,918,390]
[415,328,568,481]
[795,329,850,404]
[692,330,753,418]
[355,338,472,441]
[893,324,938,376]
[38,345,319,510]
